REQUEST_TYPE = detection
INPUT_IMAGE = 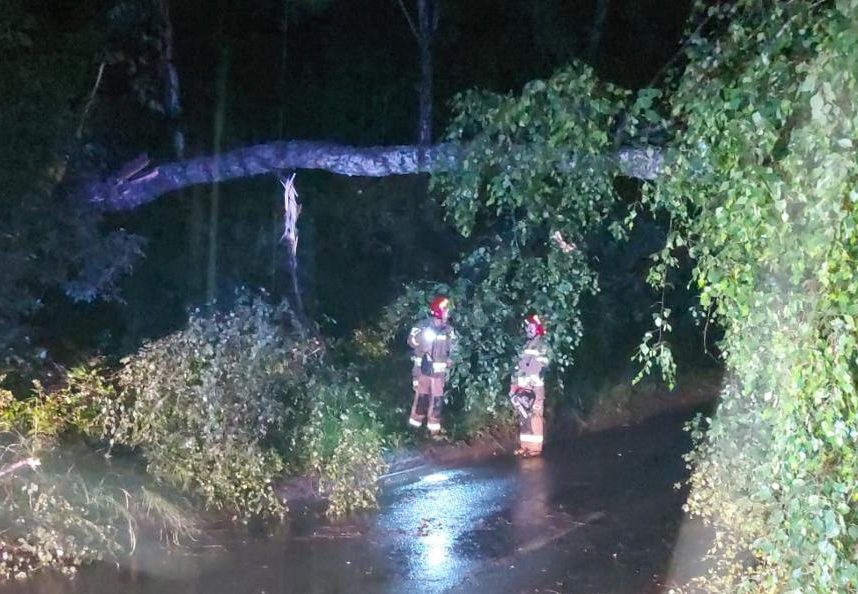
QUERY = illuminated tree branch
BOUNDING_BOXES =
[77,141,664,212]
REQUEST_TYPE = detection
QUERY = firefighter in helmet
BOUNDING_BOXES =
[407,296,457,435]
[510,314,550,456]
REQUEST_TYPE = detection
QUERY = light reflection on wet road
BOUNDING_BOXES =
[0,410,700,594]
[378,464,515,591]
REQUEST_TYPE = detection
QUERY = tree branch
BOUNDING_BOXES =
[76,61,106,139]
[0,457,40,481]
[395,0,420,41]
[76,141,664,212]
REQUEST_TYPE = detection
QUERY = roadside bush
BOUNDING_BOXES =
[289,370,387,517]
[1,291,393,580]
[0,365,112,443]
[105,293,304,517]
[647,2,858,591]
[103,291,388,519]
[0,375,194,581]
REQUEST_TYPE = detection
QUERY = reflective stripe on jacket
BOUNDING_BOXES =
[513,337,549,389]
[407,318,457,369]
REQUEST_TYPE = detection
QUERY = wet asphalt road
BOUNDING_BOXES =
[2,410,702,594]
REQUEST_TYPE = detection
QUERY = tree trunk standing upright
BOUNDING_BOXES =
[587,0,610,64]
[396,0,439,145]
[207,45,230,305]
[152,0,201,298]
[272,1,289,288]
[158,0,185,159]
[394,0,440,286]
[271,4,308,330]
[416,0,438,145]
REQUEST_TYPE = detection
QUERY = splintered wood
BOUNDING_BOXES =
[279,172,301,256]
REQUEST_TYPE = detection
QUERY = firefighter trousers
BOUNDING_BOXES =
[408,370,445,434]
[519,388,545,454]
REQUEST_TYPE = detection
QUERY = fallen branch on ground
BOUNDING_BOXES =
[0,457,40,481]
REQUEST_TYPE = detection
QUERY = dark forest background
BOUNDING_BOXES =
[5,0,707,396]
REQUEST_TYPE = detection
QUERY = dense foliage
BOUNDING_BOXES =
[398,2,857,591]
[290,369,386,517]
[368,66,646,430]
[372,63,674,430]
[644,1,857,591]
[1,293,388,579]
[106,294,297,517]
[2,0,855,590]
[102,292,387,518]
[0,1,144,353]
[0,369,194,580]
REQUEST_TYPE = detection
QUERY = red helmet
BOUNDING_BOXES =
[524,314,546,336]
[429,295,451,319]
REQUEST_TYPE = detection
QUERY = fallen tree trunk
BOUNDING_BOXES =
[79,141,664,212]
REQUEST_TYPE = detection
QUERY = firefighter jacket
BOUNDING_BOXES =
[407,318,457,376]
[512,337,550,392]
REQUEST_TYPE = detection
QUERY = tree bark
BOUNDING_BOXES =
[79,142,663,212]
[395,0,439,145]
[587,0,610,63]
[206,44,229,304]
[158,0,185,159]
[416,0,438,145]
[273,2,290,288]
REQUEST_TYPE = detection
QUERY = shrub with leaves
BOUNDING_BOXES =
[0,365,114,444]
[366,66,647,433]
[0,373,194,581]
[288,369,387,517]
[639,2,858,591]
[106,293,302,517]
[1,291,393,580]
[104,292,387,519]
